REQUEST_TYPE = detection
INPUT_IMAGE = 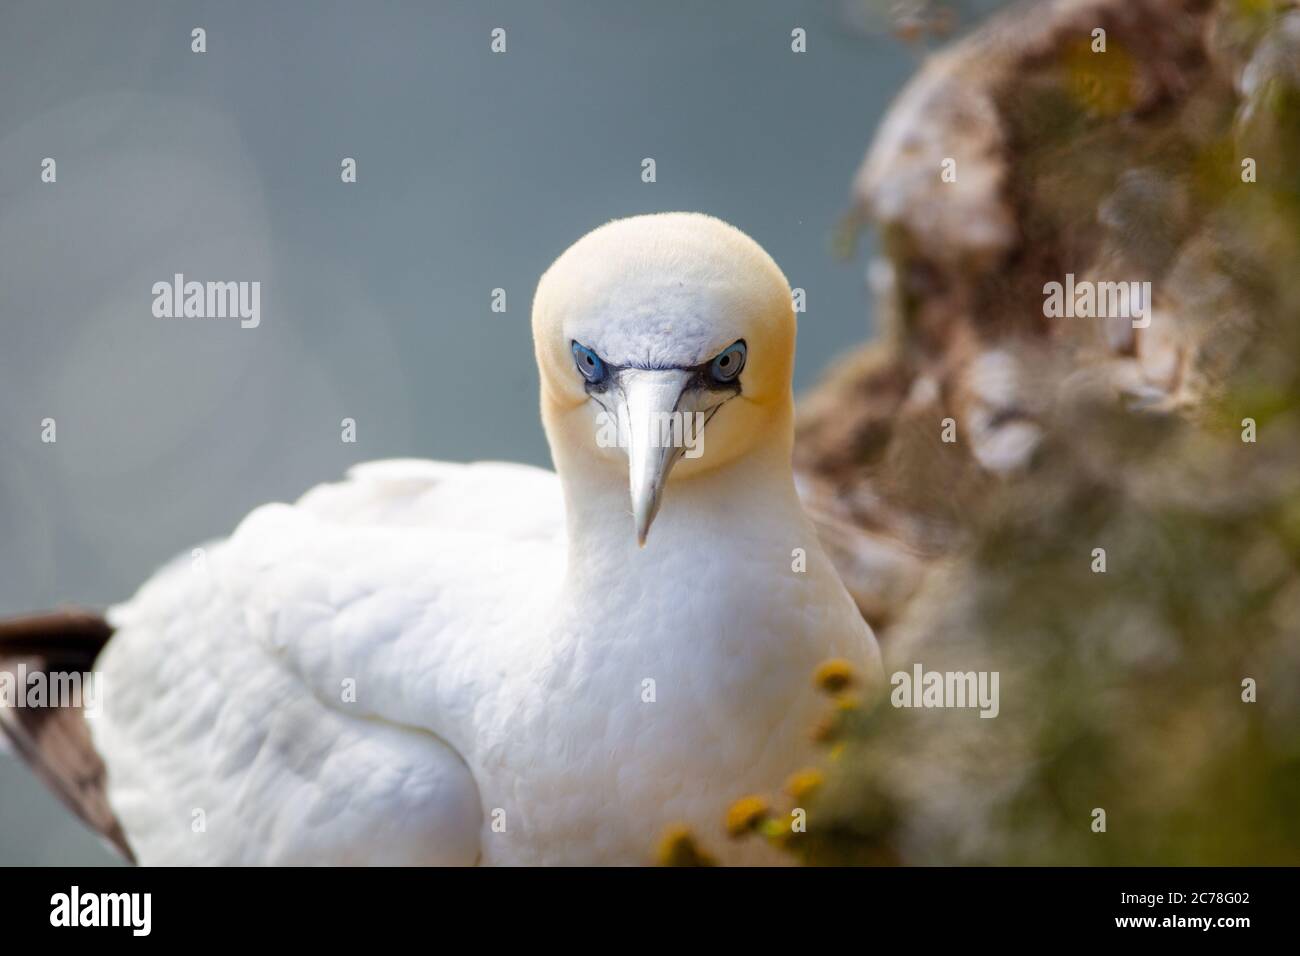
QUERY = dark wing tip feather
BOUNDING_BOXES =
[0,609,135,862]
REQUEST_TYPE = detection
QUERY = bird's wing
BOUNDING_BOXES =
[295,458,565,538]
[87,459,565,864]
[0,610,135,861]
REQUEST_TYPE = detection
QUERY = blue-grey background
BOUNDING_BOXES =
[0,0,919,864]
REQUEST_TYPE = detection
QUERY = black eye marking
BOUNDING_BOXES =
[573,339,746,397]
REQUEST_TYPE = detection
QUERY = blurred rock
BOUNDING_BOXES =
[783,0,1300,865]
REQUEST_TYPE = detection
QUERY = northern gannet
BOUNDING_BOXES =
[0,212,881,865]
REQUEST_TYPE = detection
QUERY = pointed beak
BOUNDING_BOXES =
[617,368,695,547]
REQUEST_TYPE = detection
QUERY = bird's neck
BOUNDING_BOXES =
[554,432,809,579]
[536,424,876,730]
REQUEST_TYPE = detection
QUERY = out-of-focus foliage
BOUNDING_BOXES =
[722,0,1300,865]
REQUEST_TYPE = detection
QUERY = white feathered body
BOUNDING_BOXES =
[90,458,878,865]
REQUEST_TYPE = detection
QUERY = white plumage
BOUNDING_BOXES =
[89,213,881,864]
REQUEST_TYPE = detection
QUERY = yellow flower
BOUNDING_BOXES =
[725,796,770,837]
[835,694,863,712]
[814,658,858,694]
[811,713,839,743]
[655,824,717,867]
[785,768,825,801]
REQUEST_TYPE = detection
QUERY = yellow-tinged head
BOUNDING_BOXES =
[533,213,797,545]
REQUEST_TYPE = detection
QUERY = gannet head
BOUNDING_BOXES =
[534,212,796,546]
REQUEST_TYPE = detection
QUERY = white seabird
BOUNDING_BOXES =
[1,212,881,865]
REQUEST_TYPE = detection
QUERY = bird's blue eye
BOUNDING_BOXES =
[572,342,607,384]
[709,341,746,384]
